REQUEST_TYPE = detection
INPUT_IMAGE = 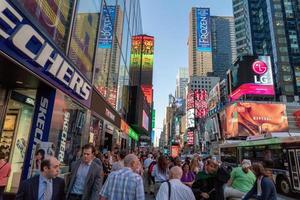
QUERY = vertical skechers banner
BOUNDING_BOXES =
[22,87,56,179]
[0,0,92,107]
[196,8,211,52]
[99,6,116,48]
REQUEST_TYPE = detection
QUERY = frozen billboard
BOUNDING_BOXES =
[196,8,211,52]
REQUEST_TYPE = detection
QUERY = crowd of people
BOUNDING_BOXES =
[0,144,279,200]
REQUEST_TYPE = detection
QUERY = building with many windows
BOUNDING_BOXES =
[0,0,144,197]
[176,68,189,99]
[189,7,213,77]
[232,0,300,101]
[211,16,237,79]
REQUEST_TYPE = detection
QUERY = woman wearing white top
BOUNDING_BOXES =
[152,155,169,196]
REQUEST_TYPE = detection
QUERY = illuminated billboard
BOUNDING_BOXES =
[18,0,75,51]
[187,109,195,128]
[142,36,154,70]
[194,89,208,118]
[208,83,220,111]
[141,85,153,106]
[187,131,194,145]
[196,8,211,52]
[222,102,288,138]
[229,56,275,101]
[142,110,149,131]
[130,35,143,69]
[99,6,116,49]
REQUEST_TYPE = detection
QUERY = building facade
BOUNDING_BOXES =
[232,0,300,101]
[0,0,143,196]
[189,7,213,77]
[176,68,189,99]
[211,16,237,79]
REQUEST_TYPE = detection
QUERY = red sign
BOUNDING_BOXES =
[187,131,194,145]
[141,85,153,105]
[171,146,180,158]
[252,61,267,75]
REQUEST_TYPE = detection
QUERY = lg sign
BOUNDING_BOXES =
[253,60,272,84]
[252,61,268,75]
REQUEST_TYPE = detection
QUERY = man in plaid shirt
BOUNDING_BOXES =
[100,154,145,200]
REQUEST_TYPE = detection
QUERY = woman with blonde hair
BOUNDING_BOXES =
[190,158,200,175]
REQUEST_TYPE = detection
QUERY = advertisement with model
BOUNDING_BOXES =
[221,102,288,138]
[228,56,275,101]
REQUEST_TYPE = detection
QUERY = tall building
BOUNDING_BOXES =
[0,0,143,197]
[189,8,213,76]
[211,16,237,79]
[232,0,300,100]
[176,68,189,99]
[187,76,220,93]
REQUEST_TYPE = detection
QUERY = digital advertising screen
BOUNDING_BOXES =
[142,110,149,131]
[187,109,195,129]
[229,56,275,101]
[196,8,211,52]
[222,102,288,138]
[187,131,194,145]
[208,83,220,111]
[141,85,153,105]
[142,36,154,70]
[171,145,180,158]
[130,35,143,68]
[99,5,116,49]
[194,89,208,118]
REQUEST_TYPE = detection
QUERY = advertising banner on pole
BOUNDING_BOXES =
[99,6,116,49]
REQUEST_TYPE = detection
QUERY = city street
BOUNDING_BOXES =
[145,194,297,200]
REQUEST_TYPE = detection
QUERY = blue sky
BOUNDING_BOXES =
[140,0,233,144]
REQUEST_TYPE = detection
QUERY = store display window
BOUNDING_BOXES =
[89,116,104,152]
[48,90,88,172]
[0,89,36,193]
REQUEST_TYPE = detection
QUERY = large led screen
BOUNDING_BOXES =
[142,110,149,131]
[196,8,211,52]
[142,36,154,70]
[229,56,275,101]
[208,83,220,111]
[17,0,75,51]
[222,102,288,138]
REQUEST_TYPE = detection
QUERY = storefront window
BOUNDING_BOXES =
[48,91,87,170]
[68,0,101,81]
[16,0,75,51]
[89,116,104,151]
[0,90,36,193]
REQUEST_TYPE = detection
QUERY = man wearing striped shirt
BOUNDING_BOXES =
[100,154,145,200]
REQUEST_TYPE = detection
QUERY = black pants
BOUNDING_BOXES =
[0,186,5,200]
[68,193,83,200]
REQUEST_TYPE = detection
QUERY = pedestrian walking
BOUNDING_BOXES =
[143,154,154,194]
[66,144,103,200]
[242,163,277,200]
[156,166,196,200]
[152,155,169,196]
[99,154,145,200]
[111,150,126,171]
[16,156,65,200]
[0,152,11,200]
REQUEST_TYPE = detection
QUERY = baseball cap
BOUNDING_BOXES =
[242,159,251,168]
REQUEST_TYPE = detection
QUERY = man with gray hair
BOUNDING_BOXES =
[100,154,145,200]
[156,166,195,200]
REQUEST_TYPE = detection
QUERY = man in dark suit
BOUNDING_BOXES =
[16,156,65,200]
[66,144,103,200]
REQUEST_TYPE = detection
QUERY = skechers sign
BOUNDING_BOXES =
[196,8,211,52]
[0,0,92,107]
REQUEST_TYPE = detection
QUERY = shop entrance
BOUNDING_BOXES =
[0,89,36,193]
[104,132,113,151]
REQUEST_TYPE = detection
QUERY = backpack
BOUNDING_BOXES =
[148,161,156,176]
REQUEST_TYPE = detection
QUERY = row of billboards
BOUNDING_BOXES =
[206,102,300,139]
